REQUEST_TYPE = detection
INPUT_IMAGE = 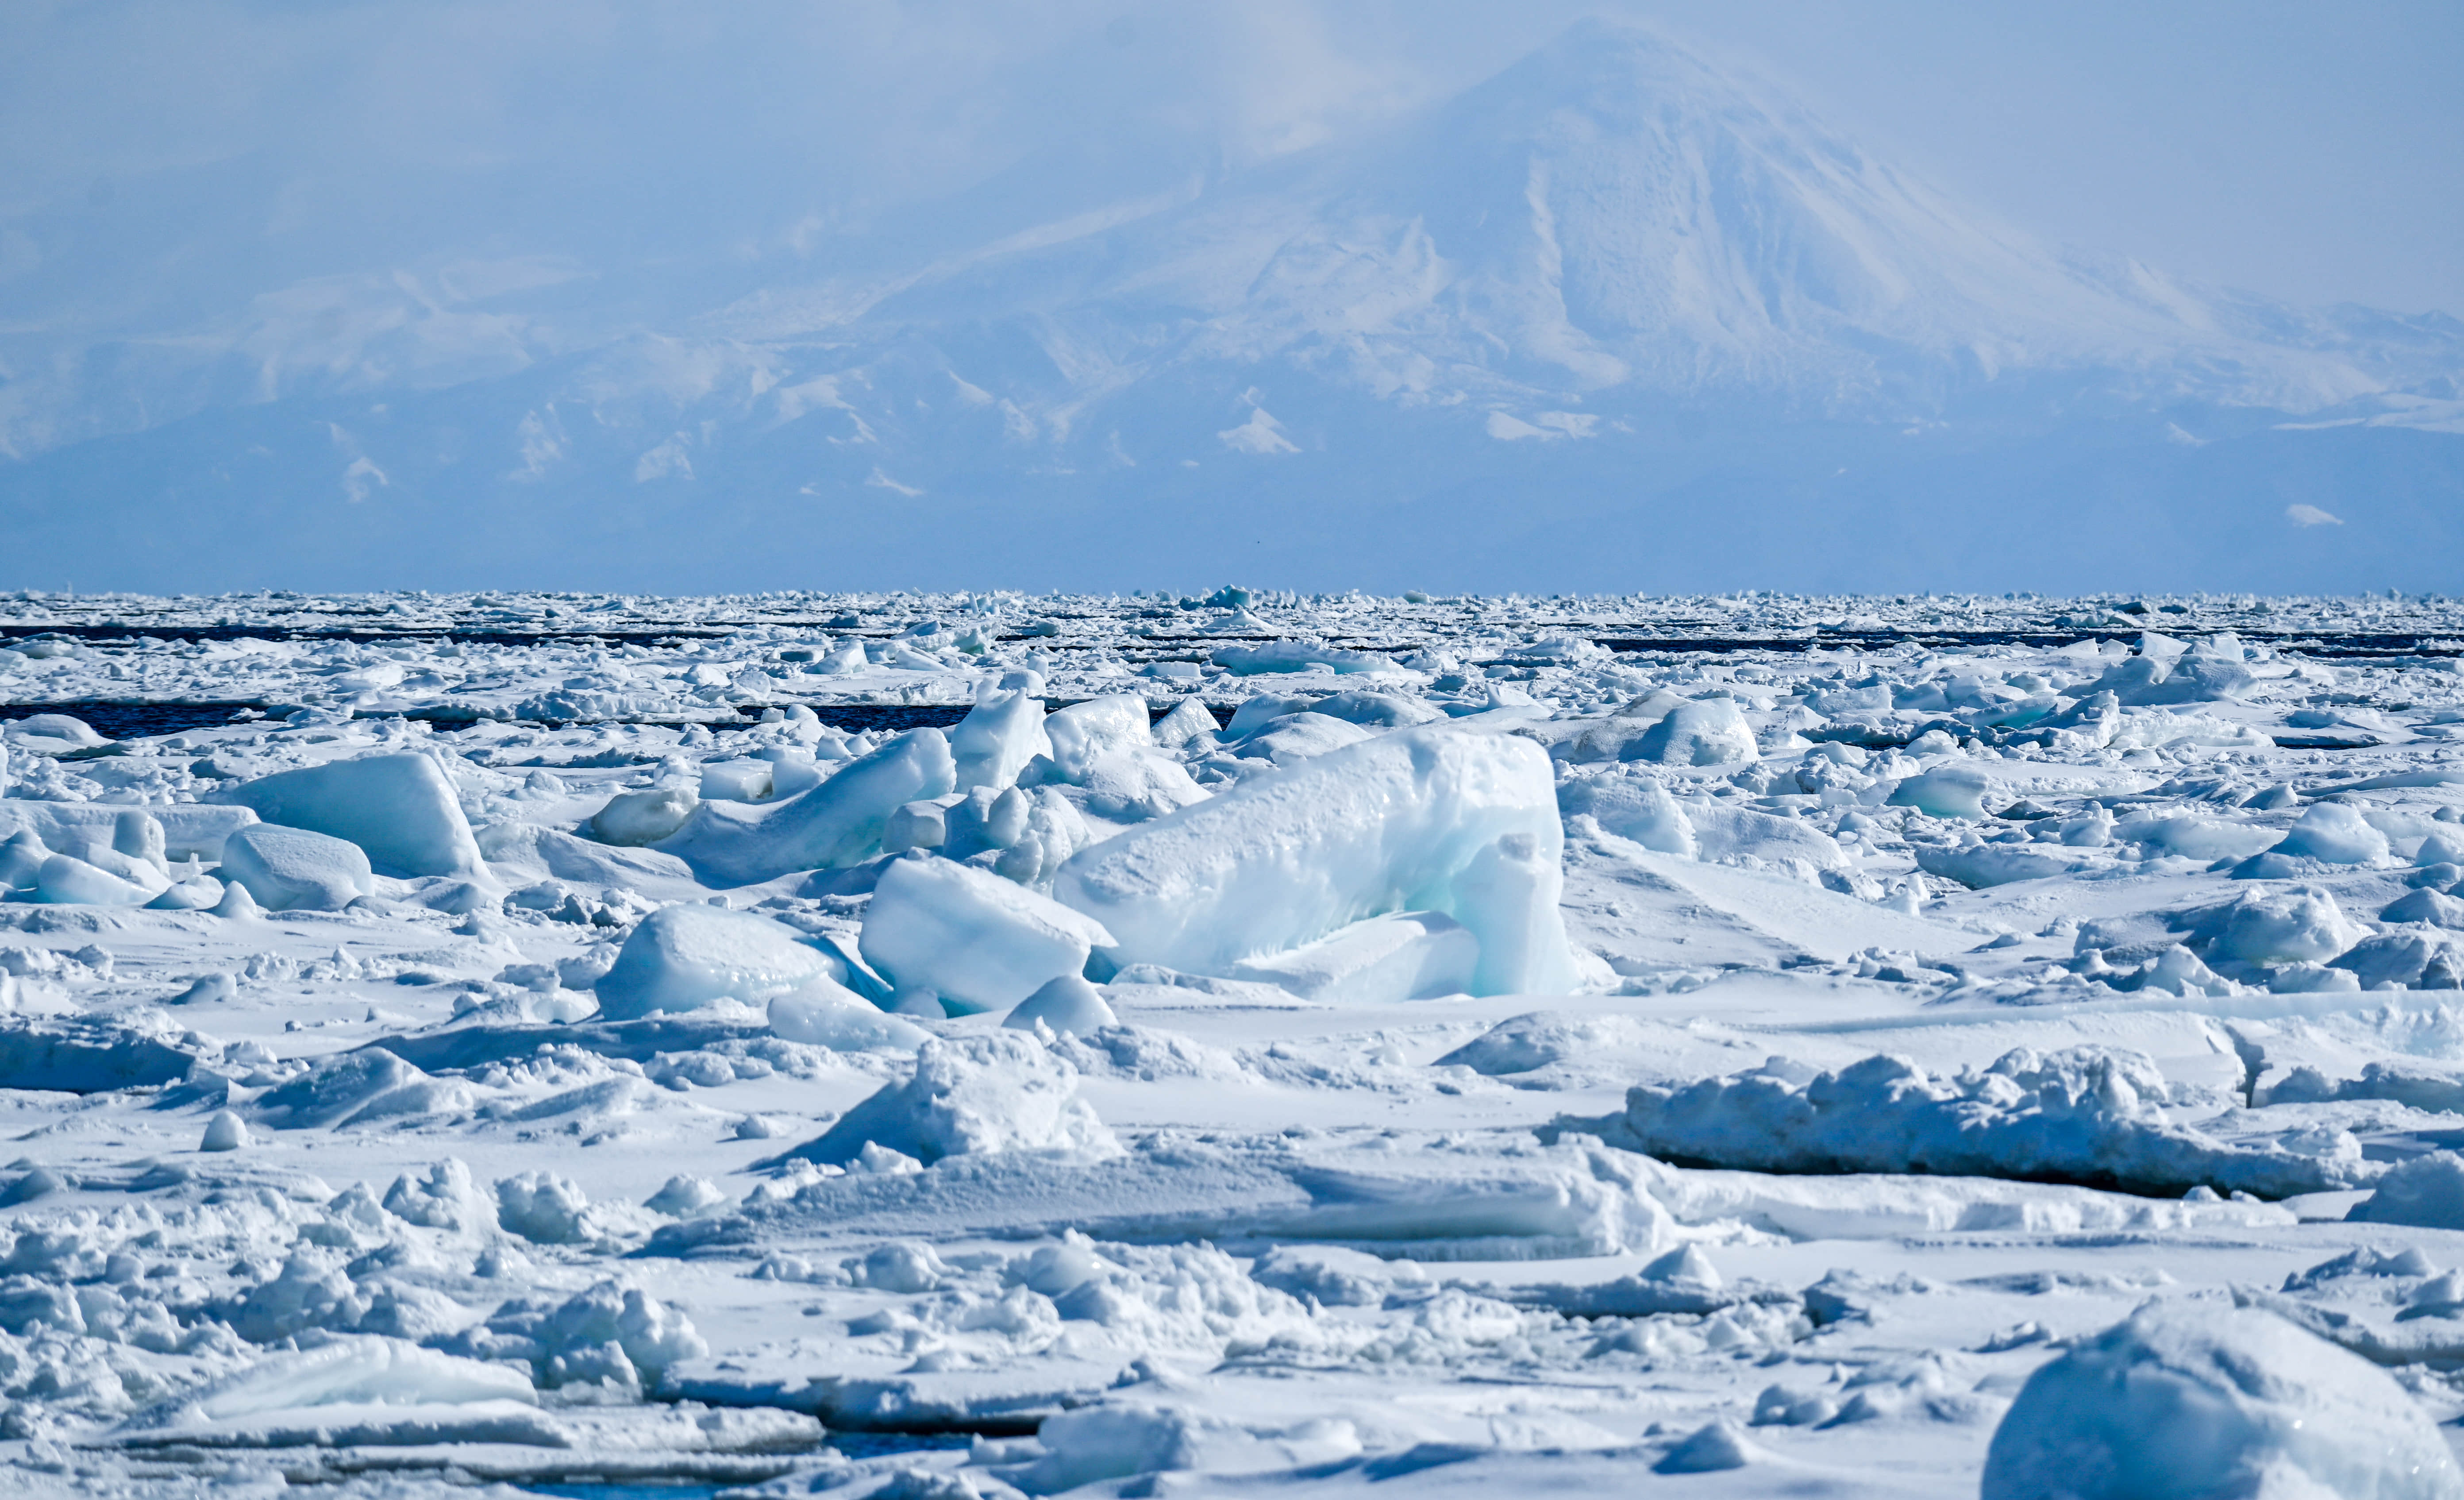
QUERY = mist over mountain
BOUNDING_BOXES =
[4,20,2458,594]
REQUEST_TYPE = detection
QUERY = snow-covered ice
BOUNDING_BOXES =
[595,902,839,1021]
[1981,1301,2463,1499]
[1,588,2464,1496]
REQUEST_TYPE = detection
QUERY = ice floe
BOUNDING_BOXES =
[0,590,2461,1495]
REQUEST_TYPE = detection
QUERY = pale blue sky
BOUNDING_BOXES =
[1,0,2457,321]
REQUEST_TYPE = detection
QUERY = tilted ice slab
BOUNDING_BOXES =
[1224,910,1479,1003]
[859,853,1116,1015]
[212,753,485,879]
[475,821,705,902]
[1630,1154,2298,1240]
[657,728,955,886]
[1054,722,1578,995]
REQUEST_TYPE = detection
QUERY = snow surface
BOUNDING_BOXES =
[1,589,2464,1495]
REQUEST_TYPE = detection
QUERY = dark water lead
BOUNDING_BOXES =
[1,702,269,739]
[3,622,739,647]
[4,698,1240,744]
[517,1433,972,1499]
[0,700,972,741]
[1598,630,2464,660]
[522,1486,726,1500]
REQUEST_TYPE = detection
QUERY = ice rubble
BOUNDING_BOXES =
[890,781,1095,886]
[1982,1303,2463,1500]
[472,1277,712,1394]
[1054,721,1579,995]
[8,592,2464,1493]
[1554,1047,2370,1198]
[0,802,257,864]
[2348,1150,2464,1230]
[782,1031,1119,1166]
[1560,771,1851,870]
[657,727,956,885]
[591,784,698,846]
[496,1171,597,1243]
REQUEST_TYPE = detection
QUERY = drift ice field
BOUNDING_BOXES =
[0,588,2460,1496]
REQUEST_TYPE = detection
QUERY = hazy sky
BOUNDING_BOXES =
[3,0,2458,323]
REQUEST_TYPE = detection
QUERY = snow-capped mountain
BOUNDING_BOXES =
[4,21,2459,593]
[771,20,2446,416]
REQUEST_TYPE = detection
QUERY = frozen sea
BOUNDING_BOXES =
[1,588,2464,1496]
